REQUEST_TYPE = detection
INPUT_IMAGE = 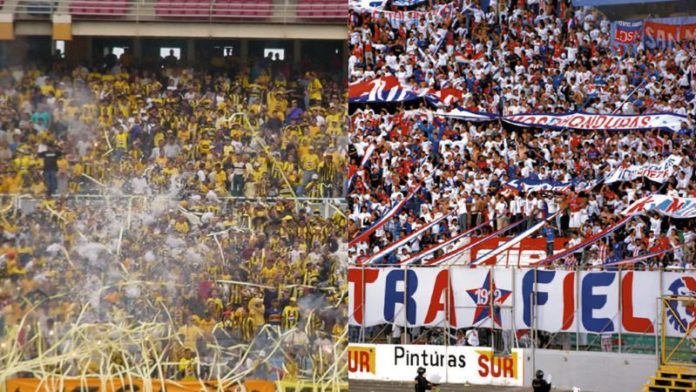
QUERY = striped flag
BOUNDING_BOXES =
[399,220,491,265]
[349,186,420,247]
[533,214,634,267]
[471,213,558,266]
[360,213,451,265]
[426,218,526,266]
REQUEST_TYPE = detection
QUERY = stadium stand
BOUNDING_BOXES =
[347,0,695,270]
[298,0,346,20]
[213,0,273,19]
[0,0,349,388]
[70,0,129,16]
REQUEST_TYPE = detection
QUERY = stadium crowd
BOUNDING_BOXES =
[0,53,349,382]
[0,197,348,380]
[0,53,346,200]
[347,0,696,269]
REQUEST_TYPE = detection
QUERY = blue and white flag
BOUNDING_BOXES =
[610,20,643,54]
[438,107,498,122]
[350,0,388,10]
[506,177,599,194]
[349,75,427,103]
[391,0,428,7]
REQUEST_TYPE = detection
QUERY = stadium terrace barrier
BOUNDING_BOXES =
[12,0,347,23]
[1,193,347,219]
[5,378,349,392]
[349,344,525,386]
[5,378,276,391]
[348,266,695,335]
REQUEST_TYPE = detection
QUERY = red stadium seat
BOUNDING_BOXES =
[212,0,272,19]
[156,0,209,18]
[297,0,346,20]
[70,0,129,17]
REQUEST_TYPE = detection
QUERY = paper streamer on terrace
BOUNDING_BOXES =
[349,186,420,247]
[622,195,696,218]
[347,267,696,337]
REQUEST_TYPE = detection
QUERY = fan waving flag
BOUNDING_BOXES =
[349,75,426,103]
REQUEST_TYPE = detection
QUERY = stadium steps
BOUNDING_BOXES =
[2,0,18,13]
[644,364,696,392]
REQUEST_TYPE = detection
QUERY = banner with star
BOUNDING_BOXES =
[348,267,695,337]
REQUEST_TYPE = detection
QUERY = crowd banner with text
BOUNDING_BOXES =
[505,178,600,193]
[347,267,696,337]
[391,0,429,7]
[610,20,643,53]
[622,195,696,219]
[503,112,687,132]
[644,19,696,48]
[348,344,524,386]
[604,154,682,183]
[350,0,388,10]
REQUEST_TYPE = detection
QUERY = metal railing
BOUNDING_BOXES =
[0,193,347,219]
[12,0,348,24]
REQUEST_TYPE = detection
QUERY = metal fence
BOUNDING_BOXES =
[1,193,347,219]
[348,266,696,361]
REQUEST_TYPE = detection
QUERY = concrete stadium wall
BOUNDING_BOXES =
[14,21,347,40]
[523,349,658,392]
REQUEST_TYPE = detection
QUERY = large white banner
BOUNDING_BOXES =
[605,154,682,183]
[348,267,696,337]
[623,195,696,218]
[503,112,688,132]
[348,344,524,386]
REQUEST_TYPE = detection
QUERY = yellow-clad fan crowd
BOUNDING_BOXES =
[0,54,349,388]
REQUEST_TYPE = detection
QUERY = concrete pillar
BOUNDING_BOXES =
[133,37,142,60]
[240,39,249,64]
[85,36,93,67]
[292,40,301,65]
[186,38,195,66]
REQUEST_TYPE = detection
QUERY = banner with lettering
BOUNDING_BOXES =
[506,178,594,194]
[391,0,429,7]
[349,344,524,386]
[502,112,687,132]
[350,0,388,10]
[348,267,695,337]
[610,20,643,53]
[644,20,696,49]
[622,195,696,219]
[604,154,682,184]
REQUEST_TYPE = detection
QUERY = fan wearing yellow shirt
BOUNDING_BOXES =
[325,105,343,136]
[297,146,320,196]
[3,170,22,194]
[177,349,198,381]
[113,129,129,161]
[282,297,300,331]
[307,72,323,106]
